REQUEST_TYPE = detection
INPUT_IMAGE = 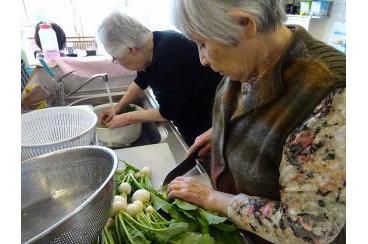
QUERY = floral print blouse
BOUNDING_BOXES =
[227,88,345,243]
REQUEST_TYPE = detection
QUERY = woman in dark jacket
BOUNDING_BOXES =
[97,12,222,145]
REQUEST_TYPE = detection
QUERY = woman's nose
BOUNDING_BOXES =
[199,52,209,66]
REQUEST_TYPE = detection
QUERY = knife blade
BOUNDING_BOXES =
[162,148,200,186]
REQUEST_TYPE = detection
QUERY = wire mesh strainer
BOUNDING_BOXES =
[21,106,97,161]
[21,146,118,244]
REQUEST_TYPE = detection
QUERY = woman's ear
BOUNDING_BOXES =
[129,47,140,56]
[227,10,257,40]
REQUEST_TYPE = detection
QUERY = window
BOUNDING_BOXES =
[21,0,178,62]
[22,0,177,40]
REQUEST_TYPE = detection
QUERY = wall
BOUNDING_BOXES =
[29,66,136,100]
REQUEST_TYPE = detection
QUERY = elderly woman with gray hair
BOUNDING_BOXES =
[97,12,222,145]
[167,0,346,243]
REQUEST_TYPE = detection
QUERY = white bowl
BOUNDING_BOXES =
[93,103,142,147]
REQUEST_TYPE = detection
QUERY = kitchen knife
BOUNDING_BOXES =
[162,148,201,186]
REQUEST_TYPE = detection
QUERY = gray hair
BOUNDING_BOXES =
[171,0,286,46]
[97,12,151,58]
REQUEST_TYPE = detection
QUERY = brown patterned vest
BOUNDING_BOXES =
[210,26,345,243]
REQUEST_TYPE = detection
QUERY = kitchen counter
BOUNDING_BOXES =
[113,143,178,188]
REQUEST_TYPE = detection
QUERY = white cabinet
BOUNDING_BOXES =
[285,14,328,31]
[285,0,345,44]
[285,15,313,30]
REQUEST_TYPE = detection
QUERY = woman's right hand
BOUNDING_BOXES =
[187,128,213,158]
[99,106,119,125]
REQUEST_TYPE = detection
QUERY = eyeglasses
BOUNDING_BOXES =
[111,57,119,64]
[112,48,133,64]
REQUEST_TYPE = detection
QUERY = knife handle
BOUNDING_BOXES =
[185,147,200,161]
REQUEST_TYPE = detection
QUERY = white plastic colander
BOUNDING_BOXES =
[21,106,97,161]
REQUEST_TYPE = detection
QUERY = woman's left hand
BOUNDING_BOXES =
[167,176,213,208]
[107,112,136,128]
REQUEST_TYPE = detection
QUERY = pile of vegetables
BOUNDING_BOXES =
[119,104,138,114]
[98,160,242,244]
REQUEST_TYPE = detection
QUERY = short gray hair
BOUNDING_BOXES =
[171,0,286,46]
[97,12,151,58]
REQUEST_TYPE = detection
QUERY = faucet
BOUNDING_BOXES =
[54,70,75,106]
[66,73,109,97]
[54,71,109,106]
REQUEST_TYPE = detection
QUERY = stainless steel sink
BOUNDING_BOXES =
[66,92,169,149]
[67,93,123,106]
[22,86,190,164]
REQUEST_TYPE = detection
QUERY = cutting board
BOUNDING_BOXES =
[114,143,178,188]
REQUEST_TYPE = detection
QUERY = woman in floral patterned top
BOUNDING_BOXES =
[167,0,345,243]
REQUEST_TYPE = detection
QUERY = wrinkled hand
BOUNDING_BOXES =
[167,176,213,208]
[100,106,119,125]
[187,128,213,159]
[107,112,136,128]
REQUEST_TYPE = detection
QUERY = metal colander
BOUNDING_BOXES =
[21,146,117,244]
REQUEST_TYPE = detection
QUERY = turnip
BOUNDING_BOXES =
[145,205,155,214]
[126,203,142,217]
[114,195,127,204]
[115,167,125,174]
[132,189,150,203]
[118,182,132,195]
[141,167,151,178]
[105,217,114,228]
[133,200,144,210]
[110,196,127,216]
[134,171,142,179]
